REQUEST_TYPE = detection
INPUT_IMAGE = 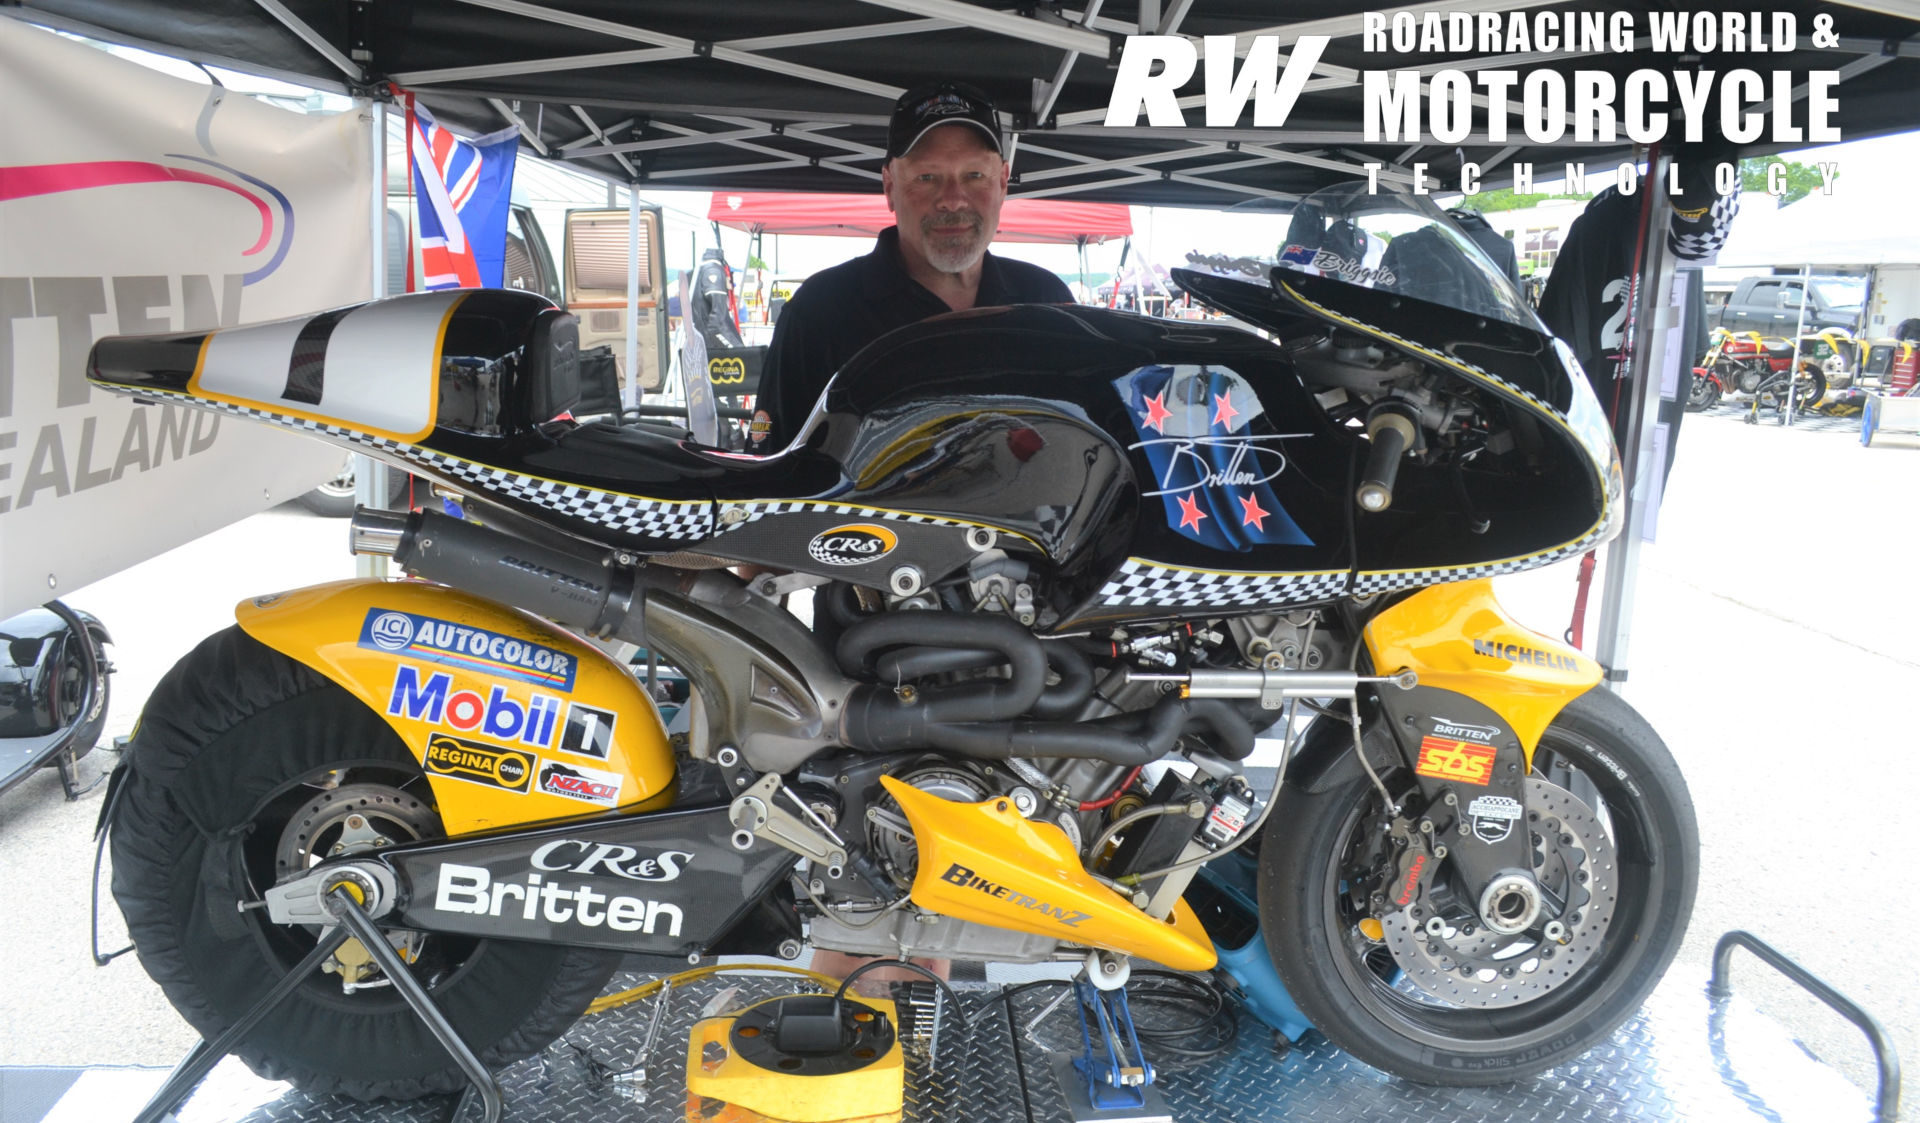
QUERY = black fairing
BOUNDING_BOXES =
[89,288,1614,624]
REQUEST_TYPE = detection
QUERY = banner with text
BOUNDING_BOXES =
[0,18,369,616]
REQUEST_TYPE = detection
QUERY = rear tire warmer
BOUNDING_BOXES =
[110,627,619,1101]
[1256,686,1698,1085]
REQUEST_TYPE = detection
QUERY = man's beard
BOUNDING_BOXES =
[921,211,988,273]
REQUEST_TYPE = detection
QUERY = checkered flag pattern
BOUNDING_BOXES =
[1097,561,1349,608]
[716,501,968,533]
[159,396,714,542]
[1669,192,1739,262]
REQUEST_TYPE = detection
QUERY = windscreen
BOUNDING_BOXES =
[1184,182,1541,331]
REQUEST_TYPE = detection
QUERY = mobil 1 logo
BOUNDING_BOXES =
[559,702,617,760]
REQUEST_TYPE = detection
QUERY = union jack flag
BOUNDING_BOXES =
[409,103,519,290]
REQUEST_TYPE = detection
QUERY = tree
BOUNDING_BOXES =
[1458,187,1591,214]
[1739,159,1831,207]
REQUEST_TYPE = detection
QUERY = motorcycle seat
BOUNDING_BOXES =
[509,419,846,507]
[1762,342,1796,358]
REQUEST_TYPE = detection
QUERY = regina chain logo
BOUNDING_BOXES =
[424,734,534,793]
[707,357,746,385]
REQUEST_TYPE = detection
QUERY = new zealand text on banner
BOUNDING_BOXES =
[409,104,519,290]
[0,19,366,617]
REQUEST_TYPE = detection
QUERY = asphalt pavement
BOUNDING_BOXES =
[1,410,1915,1102]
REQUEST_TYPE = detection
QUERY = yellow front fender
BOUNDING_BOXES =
[1363,579,1601,768]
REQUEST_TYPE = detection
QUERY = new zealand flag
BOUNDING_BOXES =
[1112,365,1313,551]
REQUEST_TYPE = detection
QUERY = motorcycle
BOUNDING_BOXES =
[1693,329,1827,416]
[86,184,1695,1099]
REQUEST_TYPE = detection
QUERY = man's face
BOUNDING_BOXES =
[882,124,1009,275]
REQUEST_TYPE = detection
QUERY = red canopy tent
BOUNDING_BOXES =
[707,191,1130,245]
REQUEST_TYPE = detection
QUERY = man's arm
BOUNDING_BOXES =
[755,292,824,451]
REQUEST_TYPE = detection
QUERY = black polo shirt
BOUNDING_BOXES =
[752,225,1073,449]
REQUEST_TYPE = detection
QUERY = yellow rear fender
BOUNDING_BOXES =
[236,579,676,835]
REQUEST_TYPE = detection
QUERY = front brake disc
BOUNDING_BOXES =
[1378,776,1617,1008]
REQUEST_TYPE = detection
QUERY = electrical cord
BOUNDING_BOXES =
[584,961,840,1016]
[834,959,969,1032]
[999,970,1238,1069]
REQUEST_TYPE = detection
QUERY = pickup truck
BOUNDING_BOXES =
[1711,275,1863,337]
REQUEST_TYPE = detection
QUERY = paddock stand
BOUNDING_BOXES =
[129,887,505,1123]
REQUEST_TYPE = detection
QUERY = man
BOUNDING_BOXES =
[749,81,1072,450]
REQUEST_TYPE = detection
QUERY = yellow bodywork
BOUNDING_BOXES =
[1362,578,1601,766]
[236,579,674,834]
[684,995,903,1123]
[880,776,1217,972]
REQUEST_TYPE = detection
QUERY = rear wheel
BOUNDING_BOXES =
[111,627,618,1100]
[1258,688,1696,1083]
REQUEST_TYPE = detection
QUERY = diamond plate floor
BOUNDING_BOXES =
[137,959,1877,1123]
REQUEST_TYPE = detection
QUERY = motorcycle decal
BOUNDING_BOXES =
[432,863,682,935]
[556,701,616,760]
[1431,717,1501,743]
[1415,735,1498,786]
[538,760,621,806]
[189,292,463,443]
[1112,364,1314,551]
[1470,639,1581,673]
[423,733,535,794]
[387,665,563,750]
[1467,795,1523,844]
[530,839,692,882]
[805,524,898,566]
[1276,243,1399,287]
[359,608,579,691]
[938,863,1090,928]
[1096,558,1348,608]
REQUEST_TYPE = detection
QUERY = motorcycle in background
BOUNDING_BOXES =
[1688,329,1827,419]
[0,602,112,801]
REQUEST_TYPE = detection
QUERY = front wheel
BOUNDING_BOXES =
[110,627,619,1100]
[1258,687,1697,1084]
[1685,371,1720,412]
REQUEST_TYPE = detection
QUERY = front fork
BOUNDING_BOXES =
[1358,579,1605,936]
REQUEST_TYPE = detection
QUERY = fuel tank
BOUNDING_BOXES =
[236,580,674,834]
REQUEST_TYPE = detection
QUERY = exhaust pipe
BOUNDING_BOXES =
[351,508,642,640]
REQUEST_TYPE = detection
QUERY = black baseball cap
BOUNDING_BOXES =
[886,82,1003,160]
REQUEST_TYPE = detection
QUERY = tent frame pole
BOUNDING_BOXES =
[1594,153,1676,692]
[356,95,390,579]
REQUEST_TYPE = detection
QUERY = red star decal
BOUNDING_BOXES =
[1212,392,1241,431]
[1140,391,1173,433]
[1176,492,1208,531]
[1238,492,1270,531]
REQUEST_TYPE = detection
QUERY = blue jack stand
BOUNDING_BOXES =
[1044,977,1171,1122]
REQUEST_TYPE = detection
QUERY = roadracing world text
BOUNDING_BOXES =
[1104,10,1845,151]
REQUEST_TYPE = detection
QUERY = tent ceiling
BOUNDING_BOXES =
[14,1,1920,206]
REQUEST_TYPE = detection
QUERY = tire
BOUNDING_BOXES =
[53,628,110,762]
[1258,687,1697,1084]
[1684,372,1720,412]
[295,456,415,517]
[110,627,619,1100]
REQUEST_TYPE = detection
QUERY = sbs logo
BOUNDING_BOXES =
[369,612,416,651]
[806,524,898,567]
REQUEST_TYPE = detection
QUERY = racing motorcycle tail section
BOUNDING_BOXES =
[237,580,676,831]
